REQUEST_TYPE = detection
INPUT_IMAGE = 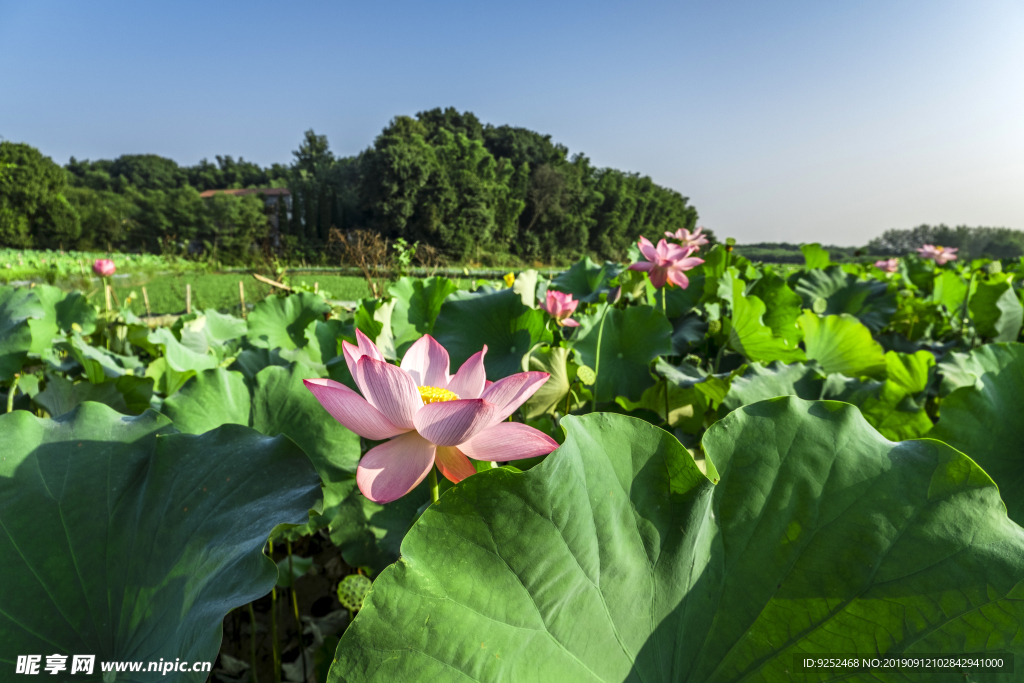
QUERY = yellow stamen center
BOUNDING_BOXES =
[418,386,460,404]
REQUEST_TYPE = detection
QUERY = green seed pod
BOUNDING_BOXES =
[337,574,372,613]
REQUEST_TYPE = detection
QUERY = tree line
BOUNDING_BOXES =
[0,108,703,265]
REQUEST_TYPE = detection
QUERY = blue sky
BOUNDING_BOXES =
[2,0,1022,245]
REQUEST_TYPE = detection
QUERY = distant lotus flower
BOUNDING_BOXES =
[628,237,704,289]
[874,258,899,273]
[304,331,557,504]
[92,259,116,277]
[540,290,580,327]
[665,226,710,250]
[503,272,515,288]
[917,244,958,265]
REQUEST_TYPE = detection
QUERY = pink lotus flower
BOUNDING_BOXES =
[540,290,580,327]
[92,259,116,277]
[665,226,709,250]
[874,258,899,273]
[628,237,704,289]
[304,331,558,504]
[917,244,958,265]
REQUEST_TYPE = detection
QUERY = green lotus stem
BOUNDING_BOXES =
[664,379,670,428]
[713,340,726,374]
[592,303,611,412]
[6,374,19,413]
[247,603,259,683]
[428,467,439,504]
[287,541,306,683]
[960,271,976,339]
[269,541,281,683]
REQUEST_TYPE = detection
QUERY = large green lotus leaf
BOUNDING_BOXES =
[615,375,708,433]
[252,363,362,478]
[26,284,63,354]
[34,374,128,416]
[931,270,970,314]
[434,288,552,381]
[661,266,706,318]
[68,333,145,383]
[0,403,321,682]
[148,327,218,373]
[821,350,936,441]
[930,342,1024,524]
[800,242,830,268]
[571,303,672,401]
[548,257,621,303]
[969,276,1023,342]
[144,357,195,398]
[511,268,539,308]
[230,347,291,382]
[355,297,398,360]
[389,276,459,354]
[0,286,44,381]
[747,272,803,347]
[721,361,826,412]
[331,402,1024,683]
[247,292,331,350]
[791,266,896,332]
[799,311,887,378]
[57,290,98,335]
[726,279,805,363]
[326,479,434,572]
[522,345,574,419]
[161,367,252,433]
[162,364,360,482]
[670,312,708,355]
[171,309,247,358]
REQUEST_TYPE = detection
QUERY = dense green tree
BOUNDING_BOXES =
[200,193,269,263]
[482,125,567,169]
[108,154,187,191]
[0,141,80,249]
[186,156,269,191]
[416,107,484,143]
[10,108,701,263]
[64,187,136,250]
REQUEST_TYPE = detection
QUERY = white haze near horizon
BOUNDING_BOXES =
[0,0,1021,247]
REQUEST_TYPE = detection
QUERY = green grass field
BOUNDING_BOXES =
[74,271,496,315]
[95,272,371,315]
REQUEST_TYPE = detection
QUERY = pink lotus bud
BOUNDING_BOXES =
[92,259,116,277]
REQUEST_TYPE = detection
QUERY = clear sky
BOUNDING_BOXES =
[2,1,1022,245]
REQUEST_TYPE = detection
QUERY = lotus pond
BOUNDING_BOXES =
[2,241,1024,682]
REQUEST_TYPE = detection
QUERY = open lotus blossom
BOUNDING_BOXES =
[917,244,958,265]
[539,290,580,327]
[874,258,899,273]
[665,225,710,250]
[628,236,705,289]
[304,331,558,504]
[92,259,116,277]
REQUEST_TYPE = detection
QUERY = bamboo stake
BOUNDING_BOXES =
[239,281,247,319]
[104,284,112,312]
[252,272,293,291]
[142,287,152,318]
[313,281,319,294]
[186,284,192,314]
